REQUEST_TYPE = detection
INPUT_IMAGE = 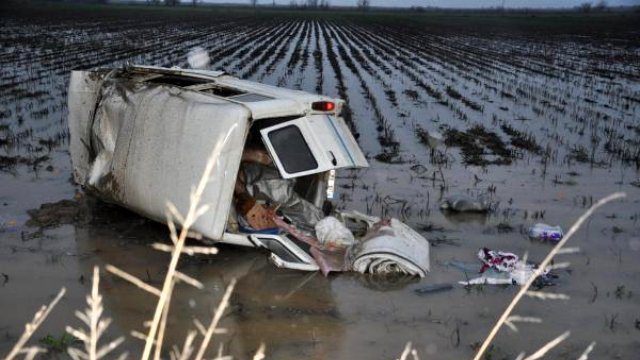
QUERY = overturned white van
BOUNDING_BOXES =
[68,65,429,276]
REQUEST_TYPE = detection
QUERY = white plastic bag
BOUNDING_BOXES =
[315,216,355,249]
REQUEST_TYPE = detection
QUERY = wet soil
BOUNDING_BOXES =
[1,4,639,360]
[26,199,87,228]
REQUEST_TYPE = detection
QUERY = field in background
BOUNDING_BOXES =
[1,3,639,359]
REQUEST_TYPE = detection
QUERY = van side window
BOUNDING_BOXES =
[267,125,318,173]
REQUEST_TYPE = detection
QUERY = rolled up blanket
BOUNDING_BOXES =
[351,218,430,278]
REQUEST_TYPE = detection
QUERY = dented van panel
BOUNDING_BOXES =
[69,69,250,240]
[68,65,429,277]
[67,66,368,266]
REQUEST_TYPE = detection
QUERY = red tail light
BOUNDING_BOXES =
[312,101,335,112]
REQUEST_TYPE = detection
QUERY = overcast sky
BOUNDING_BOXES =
[202,0,639,8]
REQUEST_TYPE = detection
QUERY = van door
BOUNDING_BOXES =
[260,115,368,179]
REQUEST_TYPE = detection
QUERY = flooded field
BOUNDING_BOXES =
[1,4,639,359]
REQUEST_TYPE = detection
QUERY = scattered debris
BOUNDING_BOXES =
[478,248,518,273]
[440,193,494,212]
[528,223,563,242]
[315,216,355,250]
[456,248,556,287]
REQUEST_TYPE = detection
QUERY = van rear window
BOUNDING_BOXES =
[267,125,318,174]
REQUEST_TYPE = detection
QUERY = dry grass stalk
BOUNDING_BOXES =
[504,315,542,332]
[211,343,234,360]
[105,265,161,297]
[193,319,207,336]
[576,341,596,360]
[525,291,570,300]
[397,342,419,360]
[173,330,197,360]
[556,247,580,255]
[547,262,570,270]
[522,331,570,360]
[4,287,66,360]
[252,343,266,360]
[14,346,46,360]
[212,356,232,360]
[472,192,625,360]
[193,279,237,360]
[174,271,204,290]
[66,266,125,360]
[153,280,176,360]
[130,331,153,343]
[142,126,238,360]
[152,243,219,256]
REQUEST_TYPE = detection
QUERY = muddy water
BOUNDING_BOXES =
[2,6,640,360]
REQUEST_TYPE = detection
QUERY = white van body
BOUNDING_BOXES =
[68,65,369,271]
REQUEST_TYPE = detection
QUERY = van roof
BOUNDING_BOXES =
[128,65,339,120]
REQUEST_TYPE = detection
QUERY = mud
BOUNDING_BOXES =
[1,4,640,360]
[26,199,87,228]
[444,126,512,166]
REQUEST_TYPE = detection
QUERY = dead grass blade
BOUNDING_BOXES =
[504,315,543,333]
[105,265,161,297]
[523,331,570,360]
[153,280,175,360]
[194,279,237,360]
[4,287,66,360]
[525,291,570,300]
[252,343,266,360]
[174,271,204,290]
[151,243,218,256]
[16,346,46,360]
[397,341,419,360]
[576,341,596,360]
[66,266,125,360]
